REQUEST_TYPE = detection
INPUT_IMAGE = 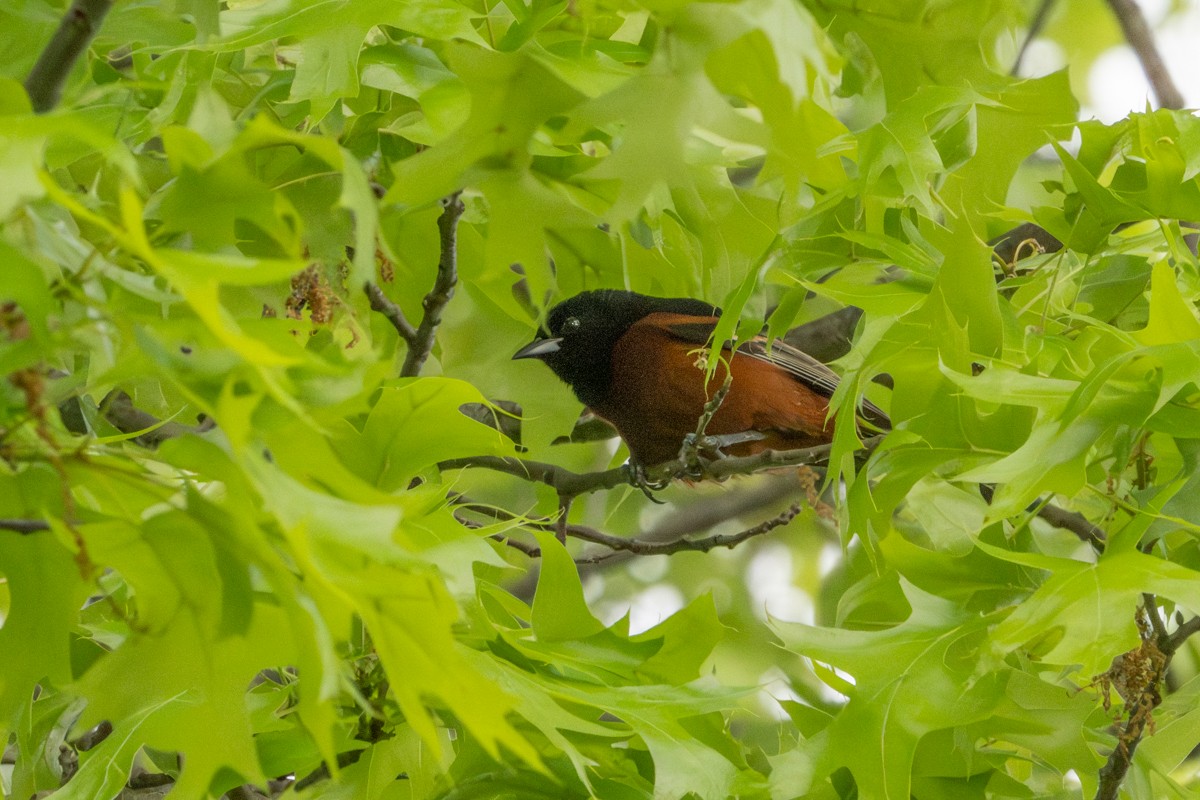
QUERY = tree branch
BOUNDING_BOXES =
[1106,0,1185,110]
[439,455,632,496]
[0,518,51,534]
[101,390,214,447]
[400,192,465,378]
[1011,0,1057,76]
[490,533,543,558]
[1166,615,1200,653]
[440,439,847,498]
[1095,654,1163,799]
[465,497,807,562]
[455,476,819,583]
[1034,501,1106,548]
[24,0,115,113]
[363,282,417,345]
[1093,600,1200,800]
[1092,598,1199,800]
[979,484,1106,548]
[699,441,843,481]
[567,501,805,562]
[1142,592,1169,643]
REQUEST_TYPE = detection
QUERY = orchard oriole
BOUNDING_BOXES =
[513,290,888,467]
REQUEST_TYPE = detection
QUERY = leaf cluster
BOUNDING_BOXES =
[2,1,1200,799]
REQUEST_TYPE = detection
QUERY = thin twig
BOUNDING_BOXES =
[489,533,542,558]
[401,192,465,377]
[1011,0,1057,76]
[695,374,733,439]
[1034,502,1106,548]
[364,282,417,344]
[979,484,1106,548]
[700,441,841,481]
[478,504,806,563]
[556,496,572,544]
[567,502,804,560]
[1106,0,1185,110]
[24,0,115,112]
[1165,615,1200,653]
[1095,680,1160,799]
[0,518,51,534]
[455,488,808,562]
[1142,593,1169,643]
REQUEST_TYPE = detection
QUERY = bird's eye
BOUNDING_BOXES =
[562,316,581,332]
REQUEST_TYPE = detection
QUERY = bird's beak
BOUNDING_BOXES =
[512,337,562,360]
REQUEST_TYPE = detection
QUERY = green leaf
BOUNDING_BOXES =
[987,548,1200,676]
[775,581,1002,800]
[531,530,606,642]
[942,71,1078,216]
[0,534,85,727]
[1137,261,1200,346]
[631,593,723,684]
[73,605,298,797]
[334,379,517,491]
[217,0,485,113]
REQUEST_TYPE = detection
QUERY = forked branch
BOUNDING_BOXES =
[364,191,466,378]
[402,192,465,377]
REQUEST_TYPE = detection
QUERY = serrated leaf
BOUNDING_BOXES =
[335,379,517,491]
[531,530,606,643]
[775,581,1002,800]
[0,534,85,727]
[987,548,1200,676]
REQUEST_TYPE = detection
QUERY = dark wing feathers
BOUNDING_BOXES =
[662,320,723,345]
[664,319,891,429]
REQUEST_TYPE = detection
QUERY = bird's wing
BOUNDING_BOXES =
[664,318,890,429]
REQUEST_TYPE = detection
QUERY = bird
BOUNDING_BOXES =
[512,289,889,468]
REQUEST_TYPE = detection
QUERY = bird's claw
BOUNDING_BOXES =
[627,431,769,500]
[626,460,669,503]
[679,430,766,476]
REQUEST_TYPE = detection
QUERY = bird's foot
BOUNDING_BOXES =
[679,430,766,476]
[625,459,669,503]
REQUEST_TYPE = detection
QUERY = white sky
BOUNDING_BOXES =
[1043,0,1200,122]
